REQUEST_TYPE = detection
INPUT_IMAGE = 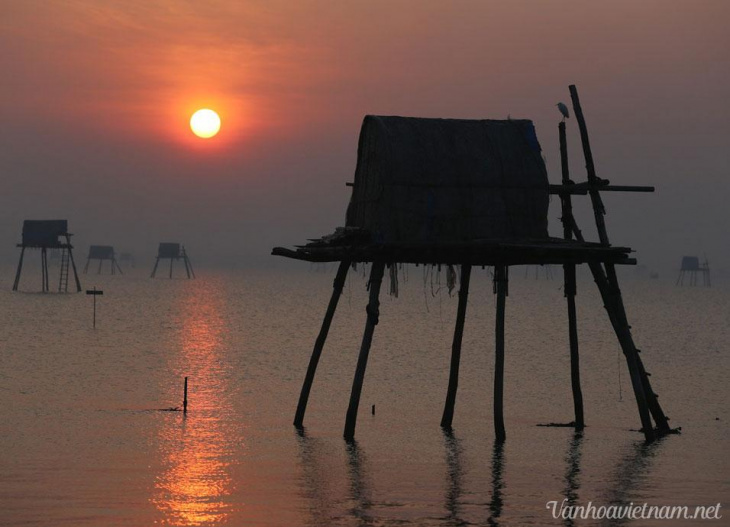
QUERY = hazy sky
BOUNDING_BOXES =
[1,0,728,272]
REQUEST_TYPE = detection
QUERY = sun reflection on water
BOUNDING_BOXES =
[151,283,236,526]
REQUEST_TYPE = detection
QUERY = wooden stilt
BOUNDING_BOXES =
[184,249,196,278]
[493,265,507,442]
[344,261,386,441]
[151,257,160,278]
[114,259,124,275]
[569,85,659,441]
[441,264,472,429]
[13,246,26,291]
[83,257,90,274]
[67,244,82,293]
[183,253,191,279]
[42,248,48,292]
[294,260,350,428]
[558,120,585,428]
[169,257,174,279]
[97,258,103,275]
[565,265,584,428]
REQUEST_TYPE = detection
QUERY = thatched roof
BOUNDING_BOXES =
[345,116,549,243]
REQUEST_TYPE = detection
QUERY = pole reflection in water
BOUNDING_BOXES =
[346,440,373,525]
[442,429,466,525]
[295,429,338,526]
[562,431,584,527]
[151,283,236,526]
[601,438,664,527]
[487,440,505,527]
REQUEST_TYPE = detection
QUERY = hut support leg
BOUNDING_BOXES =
[493,265,508,442]
[441,264,472,429]
[67,248,82,292]
[344,261,386,441]
[151,257,160,278]
[13,246,26,291]
[42,248,48,292]
[98,258,103,274]
[183,255,191,279]
[564,264,584,428]
[84,257,90,274]
[294,260,350,428]
[169,258,174,279]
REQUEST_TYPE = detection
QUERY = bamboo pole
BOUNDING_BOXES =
[569,85,662,440]
[13,246,26,291]
[294,260,350,428]
[441,264,472,429]
[493,265,507,442]
[559,121,585,428]
[183,376,188,414]
[151,257,160,278]
[344,261,386,441]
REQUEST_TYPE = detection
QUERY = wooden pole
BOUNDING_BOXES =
[441,264,472,429]
[13,246,26,291]
[151,257,160,278]
[183,376,188,413]
[569,85,660,441]
[183,253,191,279]
[67,245,82,293]
[84,257,90,274]
[92,286,97,328]
[294,260,350,428]
[493,265,507,442]
[559,121,585,428]
[344,261,386,441]
[169,257,174,279]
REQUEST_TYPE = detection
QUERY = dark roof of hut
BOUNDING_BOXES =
[346,116,549,243]
[273,115,634,266]
[88,245,115,259]
[20,220,70,248]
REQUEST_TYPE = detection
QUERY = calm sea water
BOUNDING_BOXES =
[1,263,728,526]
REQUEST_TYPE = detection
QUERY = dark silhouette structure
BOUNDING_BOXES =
[84,245,123,275]
[676,256,710,287]
[273,85,674,443]
[119,252,136,268]
[13,220,82,293]
[151,243,195,279]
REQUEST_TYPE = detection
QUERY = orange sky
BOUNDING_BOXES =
[1,1,729,270]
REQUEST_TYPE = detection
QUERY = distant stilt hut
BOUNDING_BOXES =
[119,252,136,268]
[150,243,195,279]
[676,256,710,287]
[273,85,675,443]
[13,220,82,293]
[84,245,123,275]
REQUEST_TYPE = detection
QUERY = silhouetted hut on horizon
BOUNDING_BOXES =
[13,220,82,293]
[273,85,675,443]
[119,252,136,268]
[676,255,710,287]
[84,245,123,275]
[151,243,195,279]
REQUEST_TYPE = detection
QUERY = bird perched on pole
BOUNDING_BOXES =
[557,102,570,121]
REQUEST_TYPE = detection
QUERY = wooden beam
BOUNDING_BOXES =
[493,265,507,442]
[440,264,472,429]
[344,261,386,440]
[294,260,350,428]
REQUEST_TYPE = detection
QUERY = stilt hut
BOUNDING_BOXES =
[13,220,82,293]
[84,245,123,275]
[273,85,675,443]
[676,256,710,287]
[150,243,195,279]
[119,252,136,268]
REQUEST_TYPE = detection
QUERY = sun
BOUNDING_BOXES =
[190,109,221,139]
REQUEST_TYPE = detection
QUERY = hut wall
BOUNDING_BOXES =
[158,243,181,258]
[22,220,68,247]
[345,116,549,243]
[88,245,115,259]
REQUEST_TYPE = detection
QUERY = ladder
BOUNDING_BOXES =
[58,248,70,292]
